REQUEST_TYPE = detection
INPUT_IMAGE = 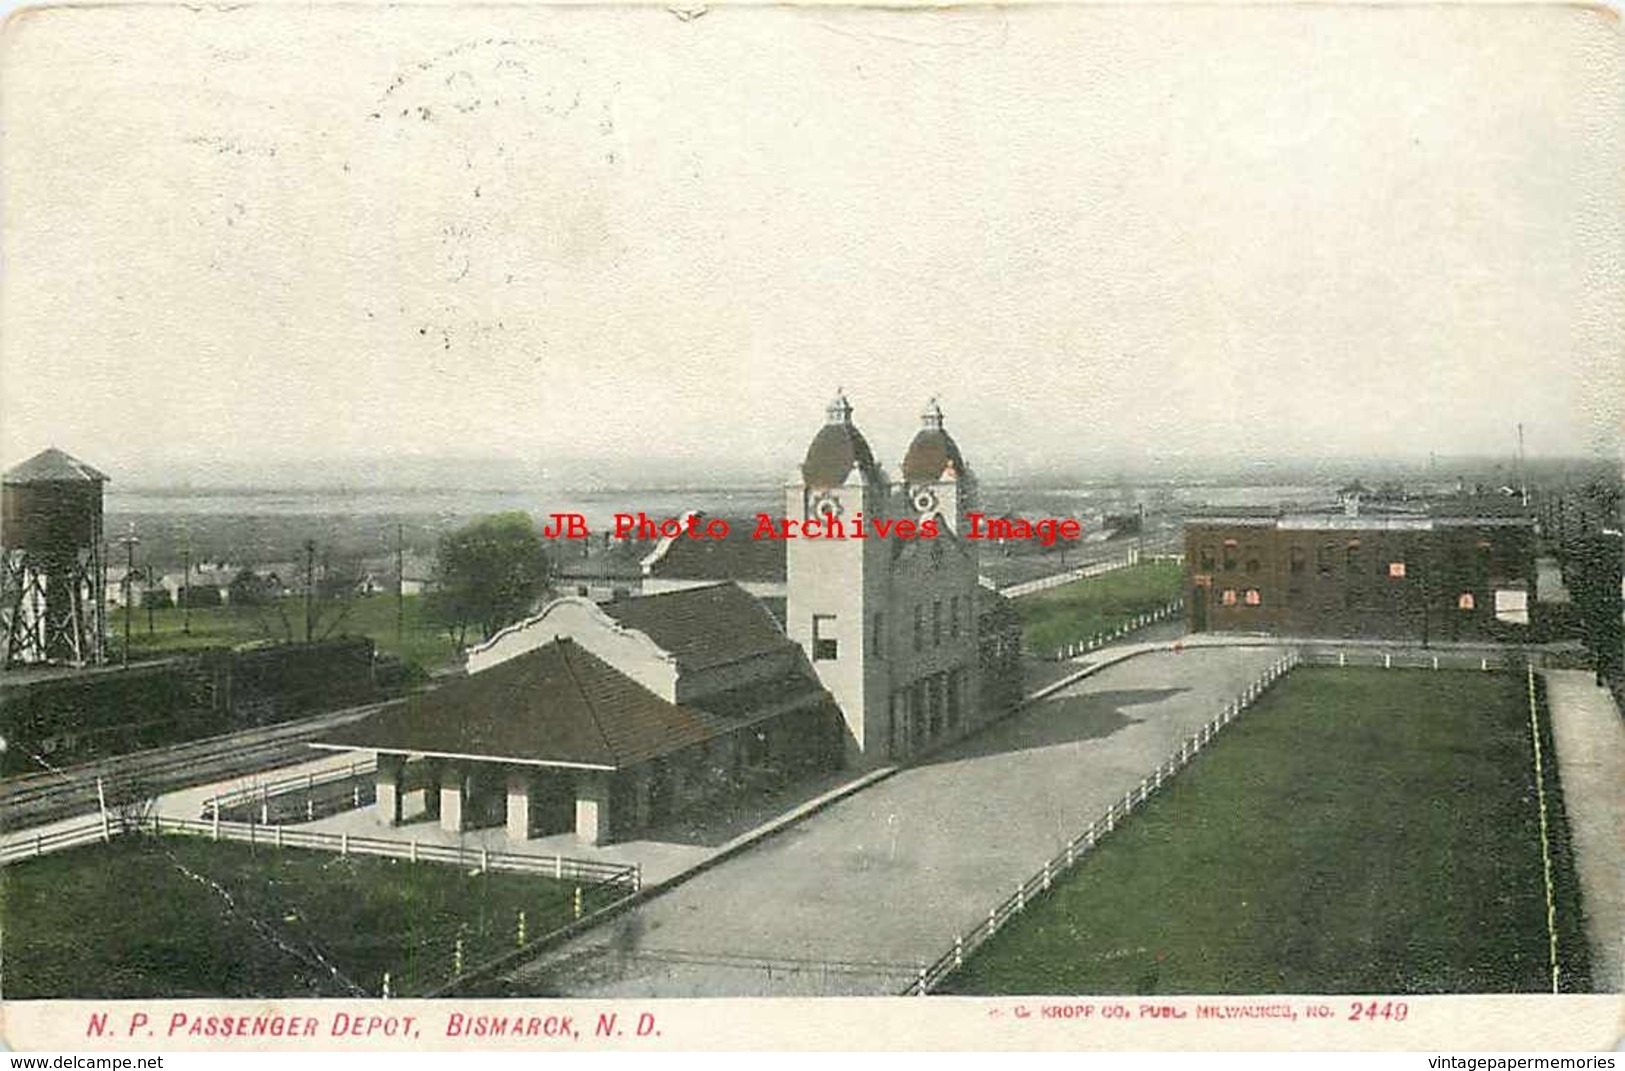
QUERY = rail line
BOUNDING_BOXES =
[0,701,389,829]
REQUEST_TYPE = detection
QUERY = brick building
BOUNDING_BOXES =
[1184,496,1536,642]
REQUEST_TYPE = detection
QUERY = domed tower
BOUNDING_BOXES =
[785,391,894,765]
[2,448,108,667]
[901,398,977,538]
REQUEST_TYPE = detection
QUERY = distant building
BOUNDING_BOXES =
[1184,495,1536,642]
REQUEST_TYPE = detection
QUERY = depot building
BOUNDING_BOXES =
[316,582,843,846]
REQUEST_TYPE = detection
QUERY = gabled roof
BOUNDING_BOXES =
[317,638,731,769]
[600,581,791,671]
[4,448,108,485]
[643,516,786,584]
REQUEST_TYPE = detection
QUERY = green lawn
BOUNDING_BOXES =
[1017,562,1184,655]
[115,593,460,670]
[1,835,610,998]
[942,667,1590,995]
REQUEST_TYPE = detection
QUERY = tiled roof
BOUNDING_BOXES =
[802,393,883,488]
[644,518,786,583]
[4,448,108,484]
[901,428,969,485]
[601,581,791,670]
[318,638,731,768]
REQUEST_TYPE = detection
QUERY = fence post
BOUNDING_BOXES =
[574,887,583,920]
[989,907,998,934]
[353,784,361,809]
[954,934,964,968]
[480,846,490,872]
[1066,841,1075,869]
[1016,884,1025,913]
[1384,653,1392,669]
[1042,860,1052,891]
[517,910,527,948]
[34,833,42,857]
[1432,655,1439,671]
[212,802,220,841]
[1481,657,1488,671]
[917,967,928,995]
[382,972,390,1000]
[341,833,349,857]
[555,854,563,880]
[275,826,283,849]
[410,840,418,863]
[453,935,464,977]
[1339,651,1346,667]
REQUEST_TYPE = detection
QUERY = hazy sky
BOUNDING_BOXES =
[2,2,1621,483]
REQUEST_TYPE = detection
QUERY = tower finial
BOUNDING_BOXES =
[921,396,945,431]
[826,389,854,426]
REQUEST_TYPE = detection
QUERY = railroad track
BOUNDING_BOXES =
[0,701,388,830]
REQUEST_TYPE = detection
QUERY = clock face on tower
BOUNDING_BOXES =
[910,485,939,516]
[808,491,843,519]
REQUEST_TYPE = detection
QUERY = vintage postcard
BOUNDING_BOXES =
[0,0,1621,1054]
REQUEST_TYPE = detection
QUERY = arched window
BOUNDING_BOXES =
[1458,592,1475,611]
[1244,588,1262,606]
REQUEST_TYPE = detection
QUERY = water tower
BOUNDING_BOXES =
[1,448,108,667]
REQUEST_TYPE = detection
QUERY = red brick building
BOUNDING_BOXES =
[1185,498,1536,642]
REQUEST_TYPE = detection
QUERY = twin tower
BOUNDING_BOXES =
[784,392,989,765]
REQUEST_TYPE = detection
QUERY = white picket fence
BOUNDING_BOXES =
[1050,598,1185,661]
[2,812,639,891]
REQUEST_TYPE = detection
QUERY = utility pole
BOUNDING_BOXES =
[304,538,316,644]
[1517,423,1528,508]
[181,525,191,635]
[396,523,405,643]
[115,525,139,667]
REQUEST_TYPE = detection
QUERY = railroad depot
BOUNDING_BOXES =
[319,394,1025,845]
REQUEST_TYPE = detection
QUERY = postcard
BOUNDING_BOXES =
[1,0,1621,1054]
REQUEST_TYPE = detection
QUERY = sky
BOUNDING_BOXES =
[1,2,1621,485]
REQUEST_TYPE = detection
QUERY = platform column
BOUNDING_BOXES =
[439,762,467,833]
[374,753,404,827]
[505,768,536,842]
[574,771,612,847]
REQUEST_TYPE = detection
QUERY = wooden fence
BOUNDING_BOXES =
[1049,598,1185,661]
[900,650,1301,995]
[2,812,639,893]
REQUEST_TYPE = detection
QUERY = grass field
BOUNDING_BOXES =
[1017,562,1184,655]
[1,835,607,999]
[115,593,459,670]
[942,667,1591,995]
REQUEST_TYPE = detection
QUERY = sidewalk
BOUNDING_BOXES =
[1541,670,1625,992]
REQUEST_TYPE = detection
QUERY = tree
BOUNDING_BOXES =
[229,568,275,607]
[1568,532,1623,686]
[430,513,549,647]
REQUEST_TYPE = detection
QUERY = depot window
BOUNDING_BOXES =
[1221,588,1238,606]
[1458,592,1475,610]
[1244,588,1262,606]
[813,614,838,661]
[1222,540,1238,571]
[1389,561,1407,579]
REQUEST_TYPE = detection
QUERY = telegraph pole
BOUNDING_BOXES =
[304,538,316,644]
[181,525,192,635]
[395,523,404,644]
[115,525,139,666]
